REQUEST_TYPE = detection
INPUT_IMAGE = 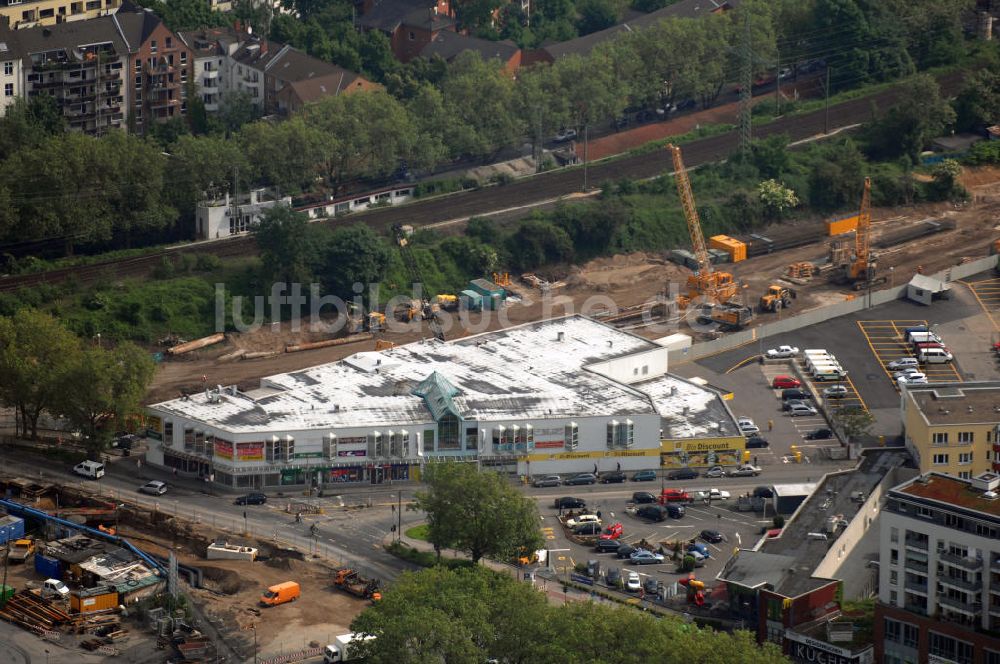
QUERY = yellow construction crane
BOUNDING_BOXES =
[835,178,886,290]
[668,144,738,307]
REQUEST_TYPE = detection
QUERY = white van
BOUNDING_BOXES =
[42,579,69,599]
[907,331,941,344]
[809,361,844,376]
[919,347,953,364]
[72,460,105,479]
[814,366,848,381]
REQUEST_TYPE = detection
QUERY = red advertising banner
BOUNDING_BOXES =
[214,440,233,460]
[534,440,565,449]
[237,442,264,461]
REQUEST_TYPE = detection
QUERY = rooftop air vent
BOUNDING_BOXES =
[984,491,998,500]
[972,472,1000,492]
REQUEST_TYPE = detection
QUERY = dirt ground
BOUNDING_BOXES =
[146,165,1000,402]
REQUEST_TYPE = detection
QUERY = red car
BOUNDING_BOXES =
[772,375,801,389]
[599,522,623,540]
[658,488,692,504]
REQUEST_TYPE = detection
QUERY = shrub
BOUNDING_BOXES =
[773,515,785,528]
[680,554,696,572]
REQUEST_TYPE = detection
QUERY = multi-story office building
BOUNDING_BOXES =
[901,382,1000,479]
[876,471,1000,664]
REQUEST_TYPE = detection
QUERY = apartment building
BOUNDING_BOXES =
[177,26,242,113]
[0,0,121,30]
[0,40,24,115]
[875,472,1000,664]
[901,382,1000,479]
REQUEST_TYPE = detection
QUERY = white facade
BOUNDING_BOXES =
[879,473,1000,663]
[195,188,292,240]
[191,54,224,112]
[0,52,21,117]
[144,316,740,488]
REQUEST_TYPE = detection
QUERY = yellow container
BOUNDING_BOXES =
[71,590,119,614]
[708,235,747,262]
[827,215,859,236]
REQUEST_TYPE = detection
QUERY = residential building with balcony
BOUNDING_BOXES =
[177,26,242,113]
[0,40,23,115]
[901,382,1000,479]
[194,188,291,240]
[875,471,1000,664]
[141,315,742,489]
[0,0,121,30]
[2,16,128,133]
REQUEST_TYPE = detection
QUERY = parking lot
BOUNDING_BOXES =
[536,485,775,601]
[857,319,963,386]
[962,276,1000,329]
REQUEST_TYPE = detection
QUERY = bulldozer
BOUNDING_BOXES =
[759,285,796,313]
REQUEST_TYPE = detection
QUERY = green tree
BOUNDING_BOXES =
[807,139,866,210]
[164,134,250,229]
[757,179,799,219]
[146,0,228,31]
[0,310,81,439]
[218,90,262,135]
[515,63,568,165]
[0,95,65,160]
[253,206,326,284]
[319,224,391,302]
[928,158,965,202]
[576,0,621,35]
[750,134,790,179]
[440,52,523,158]
[553,53,626,131]
[864,74,955,163]
[505,219,574,270]
[954,68,1000,132]
[412,463,543,564]
[831,405,875,442]
[59,342,156,456]
[239,116,329,194]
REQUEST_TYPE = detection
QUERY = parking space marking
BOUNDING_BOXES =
[858,319,962,388]
[961,278,1000,331]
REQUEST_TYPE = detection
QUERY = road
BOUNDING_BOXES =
[0,71,964,294]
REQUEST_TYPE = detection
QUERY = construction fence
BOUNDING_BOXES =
[669,255,999,365]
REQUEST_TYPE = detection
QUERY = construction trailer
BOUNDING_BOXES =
[709,235,747,262]
[0,515,24,545]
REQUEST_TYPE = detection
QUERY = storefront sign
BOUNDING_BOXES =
[534,440,565,449]
[784,631,872,664]
[526,449,660,462]
[214,440,234,460]
[292,452,324,459]
[236,442,263,461]
[339,436,367,445]
[662,437,746,452]
[338,450,367,457]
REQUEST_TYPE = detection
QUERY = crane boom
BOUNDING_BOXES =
[669,145,712,277]
[851,177,872,279]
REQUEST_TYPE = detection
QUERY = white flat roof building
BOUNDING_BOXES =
[144,315,742,489]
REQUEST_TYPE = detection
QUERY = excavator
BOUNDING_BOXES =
[668,145,739,309]
[832,178,887,290]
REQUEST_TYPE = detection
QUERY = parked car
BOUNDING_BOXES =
[600,523,624,540]
[746,436,770,449]
[566,514,601,529]
[533,474,563,488]
[729,465,761,477]
[737,417,760,435]
[772,375,801,389]
[574,522,603,536]
[595,538,622,553]
[897,373,928,385]
[704,466,727,479]
[687,550,707,567]
[632,491,657,504]
[73,460,105,480]
[686,542,710,558]
[887,357,919,371]
[625,570,642,592]
[42,578,70,599]
[631,470,657,482]
[781,388,812,401]
[138,480,167,496]
[630,550,665,565]
[616,543,637,559]
[696,489,731,501]
[805,428,834,440]
[555,497,586,510]
[893,367,922,380]
[643,576,660,594]
[234,492,267,506]
[553,127,577,142]
[700,529,724,544]
[783,399,808,411]
[606,567,622,586]
[823,385,849,399]
[668,468,699,480]
[599,471,627,484]
[666,504,686,519]
[635,505,667,522]
[564,473,597,486]
[765,345,799,359]
[789,403,818,416]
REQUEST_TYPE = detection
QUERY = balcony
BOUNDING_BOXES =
[940,551,983,570]
[905,534,929,551]
[148,97,179,110]
[991,557,1000,573]
[940,576,983,593]
[903,603,928,616]
[904,578,929,594]
[202,68,219,80]
[937,594,981,614]
[905,558,929,573]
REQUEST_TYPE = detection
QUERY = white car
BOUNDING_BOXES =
[565,514,601,529]
[788,403,818,416]
[887,358,919,371]
[893,367,921,380]
[728,465,761,477]
[823,385,848,399]
[765,345,799,359]
[138,480,168,496]
[625,570,642,592]
[704,466,727,479]
[898,373,928,385]
[737,417,760,435]
[696,489,731,501]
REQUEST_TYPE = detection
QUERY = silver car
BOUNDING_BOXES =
[138,480,168,495]
[788,403,818,417]
[533,474,562,488]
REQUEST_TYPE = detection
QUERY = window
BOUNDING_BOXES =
[3,62,11,76]
[180,52,187,64]
[959,471,971,479]
[465,426,478,451]
[933,453,949,465]
[150,40,157,54]
[388,430,409,457]
[492,426,509,450]
[408,31,415,40]
[606,419,635,449]
[167,54,173,66]
[3,83,11,97]
[134,74,141,87]
[891,526,899,543]
[959,431,974,444]
[933,432,949,444]
[438,413,460,450]
[565,422,579,450]
[889,590,897,605]
[889,569,898,585]
[891,548,898,563]
[323,434,337,460]
[135,59,141,72]
[423,429,434,451]
[165,37,172,48]
[986,650,1000,664]
[884,618,901,643]
[164,421,173,444]
[367,431,383,458]
[959,452,972,464]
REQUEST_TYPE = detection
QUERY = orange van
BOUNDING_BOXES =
[260,581,300,607]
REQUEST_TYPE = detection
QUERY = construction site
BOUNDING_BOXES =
[0,476,371,663]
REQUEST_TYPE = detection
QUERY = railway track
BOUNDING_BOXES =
[0,71,964,294]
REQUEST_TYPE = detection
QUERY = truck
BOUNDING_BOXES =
[324,633,375,663]
[333,568,382,601]
[704,303,754,330]
[7,538,34,564]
